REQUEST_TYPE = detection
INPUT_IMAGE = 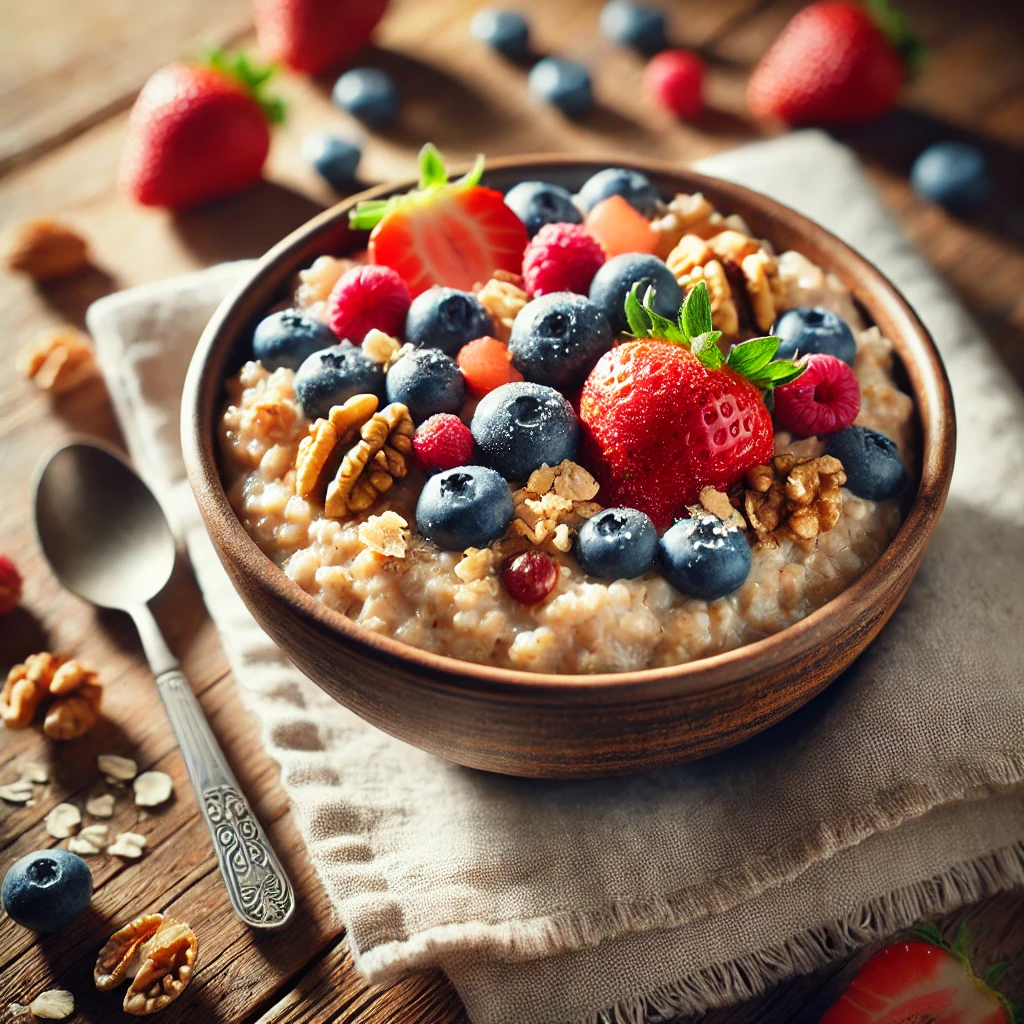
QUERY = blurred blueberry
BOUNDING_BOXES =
[294,343,384,420]
[301,133,361,188]
[600,0,668,54]
[386,347,466,423]
[771,307,857,366]
[575,507,658,579]
[332,68,400,126]
[589,252,682,333]
[253,308,337,371]
[405,287,494,354]
[911,142,993,213]
[659,517,751,600]
[416,465,514,550]
[577,167,659,216]
[504,181,582,237]
[2,850,92,933]
[470,9,530,59]
[825,426,907,500]
[528,58,593,117]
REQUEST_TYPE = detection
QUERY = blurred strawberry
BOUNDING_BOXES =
[118,51,283,210]
[747,0,923,125]
[254,0,389,75]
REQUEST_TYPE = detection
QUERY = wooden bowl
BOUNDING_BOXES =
[182,156,955,779]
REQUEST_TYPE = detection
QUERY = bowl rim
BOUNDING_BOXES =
[182,152,955,704]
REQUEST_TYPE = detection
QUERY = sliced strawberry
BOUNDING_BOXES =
[351,145,528,297]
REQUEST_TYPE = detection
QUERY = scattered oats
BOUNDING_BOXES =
[358,511,409,558]
[133,771,173,808]
[107,832,146,859]
[44,802,81,839]
[98,754,137,781]
[0,780,35,803]
[69,824,109,855]
[21,765,49,784]
[28,990,74,1020]
[86,792,115,818]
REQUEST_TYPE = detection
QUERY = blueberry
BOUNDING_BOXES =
[772,307,857,366]
[386,347,466,424]
[294,343,384,420]
[825,426,907,500]
[2,849,92,933]
[911,142,992,214]
[332,68,399,126]
[405,287,494,355]
[471,381,579,480]
[301,133,361,189]
[252,309,337,371]
[589,253,682,333]
[658,517,752,600]
[470,8,530,59]
[509,292,613,388]
[577,167,659,216]
[416,465,514,550]
[575,507,658,579]
[528,58,593,117]
[599,1,668,55]
[504,181,582,238]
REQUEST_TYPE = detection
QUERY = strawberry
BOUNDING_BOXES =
[254,0,388,75]
[747,1,923,126]
[822,925,1021,1024]
[350,144,528,298]
[579,283,803,530]
[118,51,283,210]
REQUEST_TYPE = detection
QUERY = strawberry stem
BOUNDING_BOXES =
[865,0,926,79]
[206,48,285,123]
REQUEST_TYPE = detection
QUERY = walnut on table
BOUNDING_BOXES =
[1,653,102,738]
[17,326,99,395]
[3,217,89,280]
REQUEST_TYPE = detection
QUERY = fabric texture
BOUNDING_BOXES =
[86,131,1024,1024]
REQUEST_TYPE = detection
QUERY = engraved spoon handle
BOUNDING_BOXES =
[155,669,295,929]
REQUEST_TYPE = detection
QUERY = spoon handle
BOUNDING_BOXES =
[155,669,296,929]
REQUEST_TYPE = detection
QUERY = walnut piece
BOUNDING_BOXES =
[2,653,100,735]
[477,271,529,343]
[4,218,89,280]
[651,192,727,258]
[503,460,601,554]
[744,454,846,550]
[17,326,99,394]
[295,394,380,500]
[43,681,102,740]
[95,913,197,1015]
[698,486,747,530]
[358,511,409,558]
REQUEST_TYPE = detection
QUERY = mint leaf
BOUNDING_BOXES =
[418,143,448,190]
[680,281,713,340]
[690,331,724,370]
[727,336,781,377]
[625,283,652,338]
[455,153,486,188]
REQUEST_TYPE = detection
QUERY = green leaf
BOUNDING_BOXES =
[865,0,926,78]
[206,47,285,124]
[624,283,652,338]
[727,336,781,377]
[950,923,971,963]
[680,281,713,341]
[747,360,806,390]
[455,153,486,188]
[690,331,724,370]
[985,962,1011,988]
[910,923,945,946]
[418,144,449,190]
[348,199,391,231]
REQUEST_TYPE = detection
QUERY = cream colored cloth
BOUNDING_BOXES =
[86,132,1024,1024]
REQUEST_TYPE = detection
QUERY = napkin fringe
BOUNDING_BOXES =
[591,840,1024,1024]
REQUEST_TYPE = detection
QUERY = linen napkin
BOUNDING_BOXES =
[86,131,1024,1024]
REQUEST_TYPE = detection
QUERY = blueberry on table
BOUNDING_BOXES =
[416,465,514,550]
[771,307,857,366]
[659,517,752,600]
[577,167,659,217]
[386,347,466,424]
[911,142,993,214]
[332,68,400,126]
[825,426,907,500]
[528,58,593,117]
[294,343,384,420]
[504,181,582,238]
[599,0,668,55]
[405,287,494,355]
[575,507,658,579]
[2,849,92,933]
[470,8,530,59]
[301,133,361,189]
[252,308,337,371]
[470,381,579,481]
[589,252,682,333]
[509,292,613,388]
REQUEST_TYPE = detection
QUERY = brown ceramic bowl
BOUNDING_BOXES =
[182,155,955,779]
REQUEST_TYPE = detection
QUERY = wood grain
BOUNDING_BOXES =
[1,0,1022,1019]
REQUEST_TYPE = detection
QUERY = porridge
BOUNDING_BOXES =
[219,149,914,674]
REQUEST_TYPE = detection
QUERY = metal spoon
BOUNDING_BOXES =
[33,441,295,929]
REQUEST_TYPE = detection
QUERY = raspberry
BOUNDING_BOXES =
[0,554,22,616]
[773,353,861,437]
[501,550,560,605]
[412,413,475,474]
[643,50,705,120]
[521,223,605,297]
[327,264,411,344]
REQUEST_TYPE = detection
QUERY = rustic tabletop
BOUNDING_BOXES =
[2,0,1023,1021]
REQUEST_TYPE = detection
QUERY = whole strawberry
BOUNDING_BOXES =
[118,51,283,210]
[254,0,388,75]
[747,0,922,125]
[579,283,803,530]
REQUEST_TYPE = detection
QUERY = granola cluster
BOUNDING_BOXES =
[476,270,530,343]
[503,460,602,555]
[1,653,102,740]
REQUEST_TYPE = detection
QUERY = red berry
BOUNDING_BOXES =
[457,337,524,395]
[522,223,606,297]
[0,555,22,616]
[412,414,475,473]
[643,50,705,119]
[773,353,860,437]
[327,264,411,343]
[502,550,560,605]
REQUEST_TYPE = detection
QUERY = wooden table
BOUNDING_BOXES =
[2,1,1023,1020]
